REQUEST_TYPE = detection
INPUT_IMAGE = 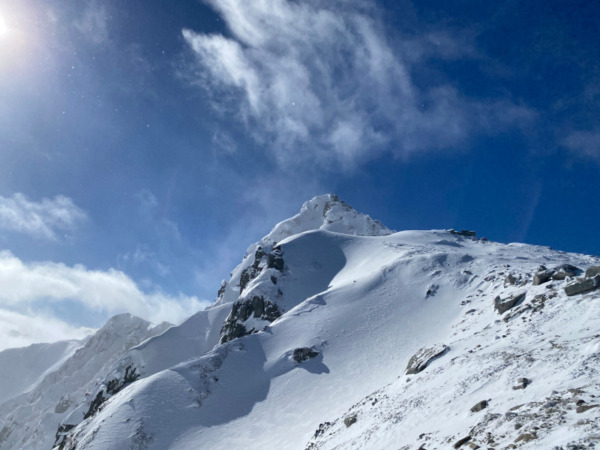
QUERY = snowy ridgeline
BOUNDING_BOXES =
[1,194,600,450]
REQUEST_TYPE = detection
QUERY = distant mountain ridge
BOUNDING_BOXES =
[1,194,599,449]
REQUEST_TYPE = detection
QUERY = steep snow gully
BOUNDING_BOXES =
[1,194,599,449]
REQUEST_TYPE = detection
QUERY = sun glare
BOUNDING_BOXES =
[0,15,9,36]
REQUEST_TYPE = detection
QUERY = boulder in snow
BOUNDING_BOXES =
[551,264,581,280]
[470,400,488,412]
[533,269,553,286]
[585,265,600,278]
[512,377,531,390]
[405,344,449,375]
[344,414,357,427]
[494,292,526,314]
[292,347,319,363]
[564,275,600,296]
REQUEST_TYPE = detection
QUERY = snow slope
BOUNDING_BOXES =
[4,194,600,450]
[54,195,600,449]
[0,314,171,450]
[0,340,81,405]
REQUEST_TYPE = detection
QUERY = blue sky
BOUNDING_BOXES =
[0,0,598,348]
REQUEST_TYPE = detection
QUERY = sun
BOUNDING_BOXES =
[0,15,9,37]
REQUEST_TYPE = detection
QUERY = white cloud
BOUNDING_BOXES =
[0,251,209,332]
[183,0,534,170]
[0,193,86,240]
[0,309,94,351]
[562,129,600,162]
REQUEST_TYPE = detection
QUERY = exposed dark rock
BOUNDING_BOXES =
[471,400,488,412]
[220,296,282,344]
[239,247,266,293]
[426,284,439,297]
[271,275,278,285]
[564,275,600,296]
[53,424,76,450]
[312,422,332,439]
[405,344,449,374]
[344,414,357,427]
[585,265,600,278]
[106,364,140,395]
[576,404,599,413]
[494,292,526,314]
[450,229,477,238]
[83,390,106,420]
[551,264,582,280]
[124,364,140,384]
[505,274,517,285]
[217,281,227,298]
[533,269,553,286]
[239,247,285,293]
[512,377,531,390]
[267,247,285,271]
[239,268,254,293]
[292,347,319,363]
[453,436,471,448]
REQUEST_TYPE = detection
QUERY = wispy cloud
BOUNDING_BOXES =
[0,193,86,240]
[0,250,209,331]
[182,0,533,170]
[0,309,94,351]
[562,129,600,162]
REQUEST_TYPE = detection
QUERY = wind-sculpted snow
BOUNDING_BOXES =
[4,195,600,449]
[0,314,169,450]
[54,225,600,449]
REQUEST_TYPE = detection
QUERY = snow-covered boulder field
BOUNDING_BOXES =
[1,194,599,449]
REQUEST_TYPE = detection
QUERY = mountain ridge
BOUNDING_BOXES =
[1,194,599,449]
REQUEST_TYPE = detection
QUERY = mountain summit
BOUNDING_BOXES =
[1,195,599,450]
[264,193,393,243]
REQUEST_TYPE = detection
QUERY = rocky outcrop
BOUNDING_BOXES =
[533,267,553,286]
[494,292,526,314]
[585,266,600,278]
[219,296,282,344]
[471,400,488,413]
[267,247,284,271]
[344,415,357,427]
[551,264,581,280]
[239,248,265,293]
[405,344,449,375]
[82,391,106,421]
[292,347,319,363]
[533,264,582,285]
[512,377,531,390]
[450,229,477,238]
[564,275,600,296]
[239,246,285,293]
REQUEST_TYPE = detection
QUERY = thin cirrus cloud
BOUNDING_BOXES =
[562,129,600,162]
[182,0,534,170]
[0,250,209,336]
[0,193,87,240]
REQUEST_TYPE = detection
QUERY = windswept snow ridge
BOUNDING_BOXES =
[2,194,600,450]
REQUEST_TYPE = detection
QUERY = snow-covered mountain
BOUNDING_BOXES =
[0,314,171,450]
[2,194,600,449]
